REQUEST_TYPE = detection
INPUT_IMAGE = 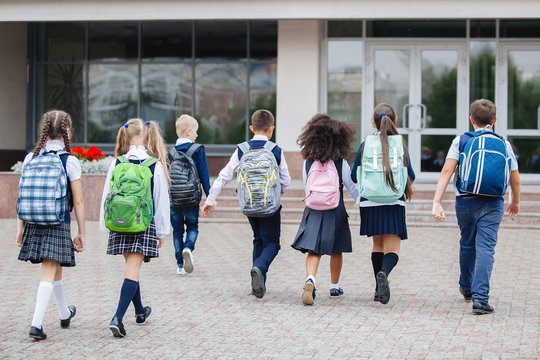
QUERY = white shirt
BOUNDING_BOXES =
[99,145,171,238]
[176,137,192,145]
[205,135,291,206]
[23,140,81,181]
[302,159,359,201]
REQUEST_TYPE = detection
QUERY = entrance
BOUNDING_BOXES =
[364,42,468,178]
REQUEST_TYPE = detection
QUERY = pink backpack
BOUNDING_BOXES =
[305,160,340,210]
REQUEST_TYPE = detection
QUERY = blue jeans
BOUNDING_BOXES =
[170,206,199,266]
[455,196,504,302]
[247,207,282,282]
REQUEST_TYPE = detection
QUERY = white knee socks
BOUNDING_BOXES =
[31,281,54,328]
[53,280,71,320]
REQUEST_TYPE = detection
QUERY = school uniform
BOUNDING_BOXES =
[351,142,415,240]
[292,159,359,255]
[447,128,518,303]
[205,134,291,279]
[169,138,211,266]
[18,140,81,267]
[99,145,171,258]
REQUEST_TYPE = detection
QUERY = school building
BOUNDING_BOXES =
[0,1,539,182]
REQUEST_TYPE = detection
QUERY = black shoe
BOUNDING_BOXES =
[60,305,76,329]
[29,326,47,340]
[329,287,344,298]
[373,292,380,302]
[250,266,266,299]
[376,271,390,304]
[109,316,126,337]
[472,300,494,315]
[459,287,472,301]
[135,306,152,325]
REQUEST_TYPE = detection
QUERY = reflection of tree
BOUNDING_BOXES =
[422,66,457,129]
[470,44,495,102]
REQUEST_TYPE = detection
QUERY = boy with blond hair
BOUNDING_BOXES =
[169,114,210,275]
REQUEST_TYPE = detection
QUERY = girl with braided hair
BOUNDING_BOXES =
[16,110,86,340]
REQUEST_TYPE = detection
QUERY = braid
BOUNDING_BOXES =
[33,113,52,158]
[60,113,71,153]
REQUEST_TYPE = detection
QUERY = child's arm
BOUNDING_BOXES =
[507,170,520,218]
[153,161,171,245]
[432,159,458,221]
[278,150,291,191]
[342,160,359,201]
[70,179,85,252]
[201,150,240,216]
[197,147,211,197]
[16,218,24,246]
[99,161,116,233]
[350,143,364,184]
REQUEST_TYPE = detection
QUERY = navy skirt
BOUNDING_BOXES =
[360,205,408,240]
[18,222,75,267]
[292,199,352,255]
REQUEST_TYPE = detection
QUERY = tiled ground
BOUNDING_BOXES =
[1,219,539,359]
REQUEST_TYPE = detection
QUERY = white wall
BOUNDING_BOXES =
[276,20,322,152]
[0,22,26,150]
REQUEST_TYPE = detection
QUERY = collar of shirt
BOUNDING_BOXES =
[251,134,269,141]
[125,145,149,159]
[45,139,65,151]
[475,125,493,132]
[176,138,192,145]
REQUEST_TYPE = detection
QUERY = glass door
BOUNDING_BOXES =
[365,42,468,177]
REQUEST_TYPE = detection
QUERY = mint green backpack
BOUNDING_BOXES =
[357,134,408,203]
[104,156,157,233]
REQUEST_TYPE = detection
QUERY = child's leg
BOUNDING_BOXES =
[52,267,71,320]
[183,206,200,251]
[114,253,144,322]
[330,253,343,284]
[371,236,384,287]
[471,198,504,303]
[381,235,401,276]
[31,259,59,328]
[455,197,480,292]
[306,252,322,278]
[247,216,264,266]
[170,208,186,266]
[251,211,281,280]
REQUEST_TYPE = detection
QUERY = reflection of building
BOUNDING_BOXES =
[0,2,539,181]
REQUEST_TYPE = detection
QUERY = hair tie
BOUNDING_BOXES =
[123,123,129,128]
[380,112,387,119]
[145,121,150,126]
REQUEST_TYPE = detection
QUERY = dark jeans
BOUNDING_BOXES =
[170,206,199,266]
[247,207,282,281]
[455,196,504,303]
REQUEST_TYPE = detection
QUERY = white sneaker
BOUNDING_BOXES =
[176,266,186,275]
[182,248,194,273]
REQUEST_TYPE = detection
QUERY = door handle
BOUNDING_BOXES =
[402,104,413,128]
[419,104,427,128]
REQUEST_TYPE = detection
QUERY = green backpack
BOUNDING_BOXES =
[357,134,408,203]
[104,156,157,233]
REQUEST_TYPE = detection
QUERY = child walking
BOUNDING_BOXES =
[16,110,85,340]
[432,99,520,314]
[169,115,210,275]
[99,118,170,337]
[291,114,358,305]
[201,110,291,298]
[351,103,415,305]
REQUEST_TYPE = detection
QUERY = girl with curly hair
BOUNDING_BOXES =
[292,114,358,305]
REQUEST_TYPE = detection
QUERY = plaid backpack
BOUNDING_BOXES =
[17,150,70,225]
[236,141,281,217]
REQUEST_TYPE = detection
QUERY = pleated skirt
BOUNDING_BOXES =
[360,205,408,240]
[107,221,159,258]
[291,200,352,255]
[18,222,76,267]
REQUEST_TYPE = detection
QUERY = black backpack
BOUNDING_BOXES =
[169,144,202,208]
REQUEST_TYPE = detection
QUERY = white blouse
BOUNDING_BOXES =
[99,145,171,238]
[23,140,82,181]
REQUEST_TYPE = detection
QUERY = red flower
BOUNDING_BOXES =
[71,145,105,161]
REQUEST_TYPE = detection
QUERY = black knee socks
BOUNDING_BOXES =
[132,282,145,315]
[381,252,399,276]
[115,279,140,322]
[371,252,384,278]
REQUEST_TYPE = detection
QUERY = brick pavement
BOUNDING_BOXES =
[1,218,539,359]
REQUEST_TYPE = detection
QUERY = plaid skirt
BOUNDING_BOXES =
[18,222,75,267]
[107,221,159,258]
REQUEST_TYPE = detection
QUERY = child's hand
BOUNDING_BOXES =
[507,202,520,218]
[201,203,215,217]
[73,234,85,252]
[16,230,23,247]
[157,237,164,248]
[432,202,446,221]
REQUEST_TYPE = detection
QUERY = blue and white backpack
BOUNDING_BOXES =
[17,150,70,225]
[457,130,511,197]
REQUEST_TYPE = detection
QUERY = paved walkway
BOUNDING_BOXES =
[1,219,539,359]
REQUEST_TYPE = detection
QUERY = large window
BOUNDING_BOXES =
[31,21,277,151]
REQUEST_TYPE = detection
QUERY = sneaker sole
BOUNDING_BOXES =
[302,283,314,305]
[182,252,194,273]
[473,308,494,315]
[376,273,390,304]
[29,334,46,340]
[109,325,125,337]
[250,269,265,299]
[136,307,152,326]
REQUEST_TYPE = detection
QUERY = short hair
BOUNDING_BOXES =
[175,114,199,137]
[470,99,496,126]
[251,110,275,131]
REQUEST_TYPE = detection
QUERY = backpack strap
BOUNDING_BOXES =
[117,155,129,164]
[458,132,474,153]
[185,143,202,158]
[263,141,277,152]
[141,157,158,167]
[169,147,182,161]
[238,142,250,154]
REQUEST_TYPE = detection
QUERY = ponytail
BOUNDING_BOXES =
[146,120,170,183]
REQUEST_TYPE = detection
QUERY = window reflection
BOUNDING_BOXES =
[508,137,540,174]
[250,63,277,141]
[37,23,86,62]
[142,64,193,143]
[421,135,456,172]
[142,22,192,60]
[195,64,247,145]
[89,22,138,61]
[508,51,540,130]
[88,64,138,143]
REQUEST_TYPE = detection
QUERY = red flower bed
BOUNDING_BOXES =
[71,145,106,161]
